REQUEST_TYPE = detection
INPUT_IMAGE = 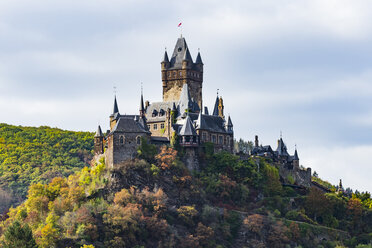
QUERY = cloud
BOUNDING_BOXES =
[0,0,372,191]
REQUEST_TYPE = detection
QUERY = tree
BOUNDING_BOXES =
[1,220,38,248]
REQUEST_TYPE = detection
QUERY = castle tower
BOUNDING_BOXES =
[110,96,120,131]
[94,125,104,155]
[161,37,203,110]
[293,147,299,168]
[139,89,145,118]
[218,96,224,119]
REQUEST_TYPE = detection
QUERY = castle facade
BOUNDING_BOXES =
[94,36,234,168]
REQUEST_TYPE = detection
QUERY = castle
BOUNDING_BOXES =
[94,36,234,169]
[93,36,311,186]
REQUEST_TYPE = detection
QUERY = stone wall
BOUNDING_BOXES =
[106,132,150,168]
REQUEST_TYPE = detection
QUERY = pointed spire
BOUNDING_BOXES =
[183,47,193,61]
[212,94,219,116]
[112,95,119,115]
[294,147,299,160]
[196,111,204,129]
[95,125,103,137]
[179,115,197,136]
[225,115,233,133]
[178,84,192,114]
[195,50,203,64]
[162,50,169,63]
[139,85,145,116]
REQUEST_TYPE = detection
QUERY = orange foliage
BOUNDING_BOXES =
[156,146,178,170]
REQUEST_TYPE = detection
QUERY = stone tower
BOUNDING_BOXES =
[161,36,203,110]
[94,125,104,155]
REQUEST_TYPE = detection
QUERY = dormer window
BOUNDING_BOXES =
[152,110,158,117]
[159,109,165,116]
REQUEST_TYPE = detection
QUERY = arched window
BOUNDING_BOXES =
[136,136,141,145]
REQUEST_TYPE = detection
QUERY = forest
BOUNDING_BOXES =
[0,123,94,210]
[1,124,372,247]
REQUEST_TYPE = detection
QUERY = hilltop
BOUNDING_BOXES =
[0,123,94,211]
[1,136,372,248]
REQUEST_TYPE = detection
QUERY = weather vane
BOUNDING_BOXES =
[113,85,117,95]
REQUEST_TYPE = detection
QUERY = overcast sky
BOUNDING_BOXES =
[1,0,372,192]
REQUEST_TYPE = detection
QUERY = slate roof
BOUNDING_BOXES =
[195,52,203,64]
[95,125,103,137]
[112,96,119,115]
[170,37,193,69]
[162,50,169,63]
[212,96,219,116]
[111,116,150,134]
[145,101,175,122]
[179,115,197,136]
[276,138,289,156]
[178,84,192,114]
[182,113,227,133]
[294,149,299,160]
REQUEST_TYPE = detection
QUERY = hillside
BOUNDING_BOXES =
[1,140,372,248]
[0,123,94,210]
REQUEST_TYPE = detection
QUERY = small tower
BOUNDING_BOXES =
[195,50,203,72]
[225,115,233,133]
[94,125,104,155]
[255,135,259,147]
[218,96,224,119]
[161,36,203,110]
[337,179,344,194]
[110,96,120,131]
[179,115,198,147]
[139,88,145,118]
[293,146,299,168]
[212,94,219,116]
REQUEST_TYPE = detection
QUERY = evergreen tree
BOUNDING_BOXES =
[1,220,38,248]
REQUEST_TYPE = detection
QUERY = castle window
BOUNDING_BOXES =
[173,72,176,77]
[179,71,182,76]
[152,110,158,117]
[212,135,216,143]
[120,136,124,145]
[185,136,190,142]
[219,136,223,144]
[160,123,165,129]
[168,72,171,77]
[159,109,165,116]
[153,124,158,130]
[202,132,206,141]
[136,136,141,145]
[147,125,150,130]
[227,136,230,146]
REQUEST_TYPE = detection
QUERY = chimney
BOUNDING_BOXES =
[145,100,150,109]
[255,135,259,147]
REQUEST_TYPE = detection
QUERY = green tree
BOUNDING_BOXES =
[1,220,38,248]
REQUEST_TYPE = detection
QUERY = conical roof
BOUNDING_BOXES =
[112,95,119,115]
[212,95,219,116]
[179,115,197,136]
[178,84,192,114]
[227,115,233,127]
[294,148,299,160]
[139,92,145,112]
[195,52,203,64]
[95,125,103,137]
[162,50,169,63]
[277,138,289,156]
[196,111,205,129]
[183,47,192,61]
[170,37,193,68]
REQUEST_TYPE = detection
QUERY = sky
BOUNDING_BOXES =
[1,0,372,191]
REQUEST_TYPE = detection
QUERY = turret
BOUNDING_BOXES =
[293,146,299,168]
[139,89,145,118]
[182,47,193,69]
[255,135,259,147]
[94,125,104,155]
[161,50,170,70]
[110,96,120,131]
[225,115,233,133]
[218,97,224,119]
[195,51,203,72]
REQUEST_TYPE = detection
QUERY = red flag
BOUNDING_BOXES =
[178,22,182,27]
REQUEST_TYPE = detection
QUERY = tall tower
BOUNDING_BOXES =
[161,37,203,110]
